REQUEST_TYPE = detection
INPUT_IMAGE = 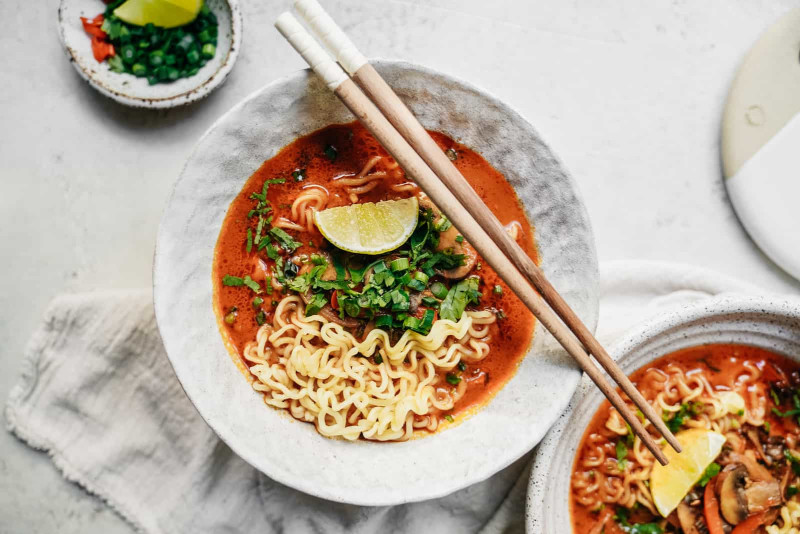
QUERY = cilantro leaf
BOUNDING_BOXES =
[440,277,481,322]
[615,440,628,471]
[698,462,720,487]
[242,275,262,294]
[269,227,302,253]
[222,275,244,287]
[305,293,328,316]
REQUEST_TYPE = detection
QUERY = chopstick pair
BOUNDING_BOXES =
[275,1,680,464]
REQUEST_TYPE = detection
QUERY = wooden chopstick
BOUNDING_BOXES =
[293,0,682,455]
[349,69,682,457]
[275,12,671,465]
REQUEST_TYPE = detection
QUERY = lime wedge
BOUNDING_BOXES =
[314,198,419,255]
[114,0,203,28]
[650,428,726,517]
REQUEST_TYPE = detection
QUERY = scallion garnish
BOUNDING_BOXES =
[390,257,410,272]
[252,297,264,309]
[493,285,503,295]
[430,281,448,300]
[292,169,306,182]
[446,373,461,385]
[323,144,338,161]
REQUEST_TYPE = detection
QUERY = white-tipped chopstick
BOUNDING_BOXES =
[275,11,675,464]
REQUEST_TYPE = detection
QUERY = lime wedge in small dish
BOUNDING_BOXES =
[650,428,726,517]
[114,0,203,28]
[314,198,419,255]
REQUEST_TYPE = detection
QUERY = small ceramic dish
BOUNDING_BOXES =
[57,0,242,108]
[526,295,800,533]
[154,59,598,505]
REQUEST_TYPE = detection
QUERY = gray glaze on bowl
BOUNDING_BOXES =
[154,60,598,505]
[58,0,242,108]
[526,295,800,533]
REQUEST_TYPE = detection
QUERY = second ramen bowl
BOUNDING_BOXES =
[526,295,800,533]
[154,59,598,505]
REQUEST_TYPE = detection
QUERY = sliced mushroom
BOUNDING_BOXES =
[677,501,703,534]
[719,464,749,525]
[718,460,783,525]
[437,225,478,279]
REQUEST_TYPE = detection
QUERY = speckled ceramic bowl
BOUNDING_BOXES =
[58,0,241,108]
[154,60,598,505]
[526,295,800,533]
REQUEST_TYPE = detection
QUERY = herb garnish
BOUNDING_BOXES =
[698,463,720,487]
[664,402,704,433]
[613,508,663,534]
[446,373,461,385]
[440,277,481,322]
[615,440,628,471]
[292,169,306,182]
[785,449,800,475]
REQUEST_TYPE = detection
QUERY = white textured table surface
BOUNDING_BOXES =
[2,0,799,531]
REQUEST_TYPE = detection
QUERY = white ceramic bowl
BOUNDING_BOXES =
[526,295,800,532]
[58,0,242,108]
[154,59,598,505]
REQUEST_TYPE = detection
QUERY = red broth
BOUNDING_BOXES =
[213,121,538,422]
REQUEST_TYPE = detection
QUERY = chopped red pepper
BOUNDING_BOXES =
[91,38,115,62]
[703,478,725,534]
[330,290,339,310]
[80,15,107,39]
[81,13,115,62]
[731,512,768,534]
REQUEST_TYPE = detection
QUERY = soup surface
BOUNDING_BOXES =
[571,344,800,534]
[213,121,537,441]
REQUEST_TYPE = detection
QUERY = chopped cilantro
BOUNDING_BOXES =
[455,235,464,244]
[613,507,663,534]
[242,275,262,294]
[222,275,244,287]
[440,277,481,322]
[305,293,328,316]
[255,310,267,326]
[269,227,302,253]
[615,440,628,471]
[698,463,720,487]
[664,402,704,433]
[785,449,800,475]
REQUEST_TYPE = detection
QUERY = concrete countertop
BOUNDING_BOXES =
[2,0,799,531]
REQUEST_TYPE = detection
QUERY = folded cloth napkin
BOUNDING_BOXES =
[5,261,762,534]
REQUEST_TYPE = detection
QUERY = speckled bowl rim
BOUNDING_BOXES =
[57,0,242,109]
[526,294,800,533]
[154,59,599,505]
